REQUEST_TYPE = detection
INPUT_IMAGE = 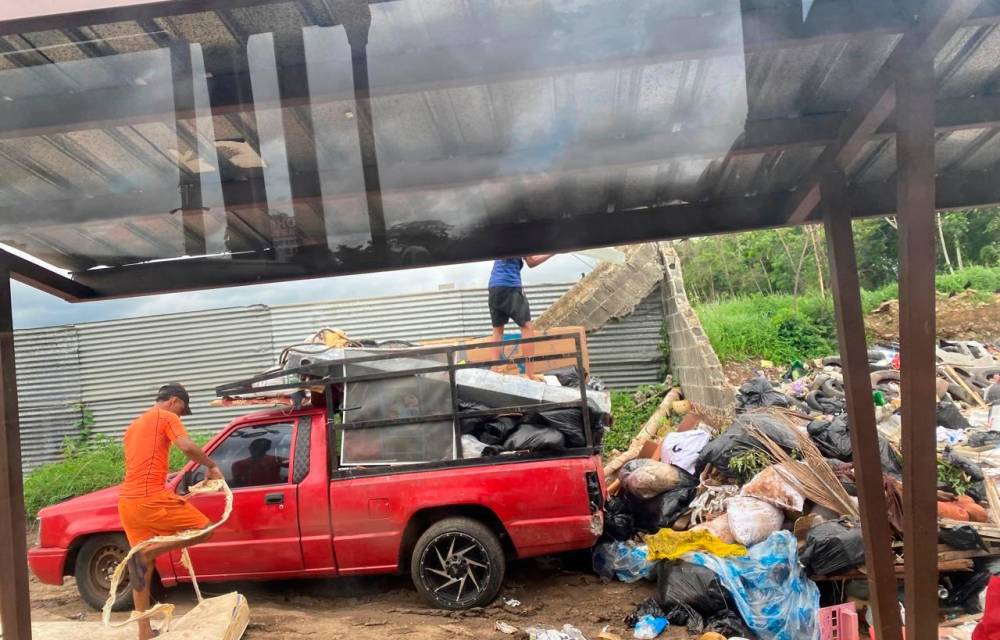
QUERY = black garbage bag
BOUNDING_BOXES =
[801,519,866,576]
[662,604,704,634]
[458,401,491,435]
[940,525,987,552]
[808,415,853,461]
[698,413,799,476]
[736,376,791,410]
[943,568,991,611]
[522,398,609,449]
[705,611,753,637]
[629,487,697,532]
[603,495,636,541]
[944,449,985,482]
[478,415,518,445]
[938,400,972,430]
[969,481,988,505]
[655,560,731,615]
[968,431,1000,448]
[880,437,903,478]
[546,366,606,392]
[624,597,666,628]
[503,424,565,452]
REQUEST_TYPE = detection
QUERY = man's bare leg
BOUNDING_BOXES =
[128,530,212,640]
[521,322,536,377]
[130,553,156,640]
[490,326,505,369]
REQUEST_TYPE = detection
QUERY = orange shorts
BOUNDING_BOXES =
[118,490,211,546]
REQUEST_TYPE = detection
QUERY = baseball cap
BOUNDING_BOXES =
[158,383,192,415]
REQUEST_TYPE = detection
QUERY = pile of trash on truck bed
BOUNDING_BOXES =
[215,327,610,464]
[587,339,1000,640]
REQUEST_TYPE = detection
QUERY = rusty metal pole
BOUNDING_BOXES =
[0,262,32,640]
[821,172,903,640]
[895,47,939,640]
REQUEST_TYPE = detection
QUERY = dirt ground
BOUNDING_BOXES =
[28,552,664,639]
[866,291,1000,343]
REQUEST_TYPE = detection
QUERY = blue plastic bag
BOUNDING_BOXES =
[685,531,819,640]
[592,541,657,583]
[633,614,668,639]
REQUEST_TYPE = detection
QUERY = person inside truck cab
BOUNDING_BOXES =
[488,254,554,376]
[231,437,286,487]
[117,383,223,640]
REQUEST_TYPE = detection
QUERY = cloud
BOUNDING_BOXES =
[12,254,593,330]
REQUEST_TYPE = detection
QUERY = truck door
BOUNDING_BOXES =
[172,420,304,578]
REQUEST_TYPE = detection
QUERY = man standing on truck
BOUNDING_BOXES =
[488,255,553,376]
[118,383,223,640]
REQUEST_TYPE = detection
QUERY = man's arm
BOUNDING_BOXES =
[524,254,554,268]
[175,436,224,480]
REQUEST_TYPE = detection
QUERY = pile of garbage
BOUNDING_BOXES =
[594,339,1000,640]
[223,327,612,462]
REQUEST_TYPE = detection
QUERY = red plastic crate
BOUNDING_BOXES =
[819,602,860,640]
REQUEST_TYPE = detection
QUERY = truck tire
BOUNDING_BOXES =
[410,517,506,610]
[75,534,133,611]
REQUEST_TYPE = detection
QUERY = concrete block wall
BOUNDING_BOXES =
[659,242,736,414]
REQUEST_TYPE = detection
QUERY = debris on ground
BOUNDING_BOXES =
[599,338,1000,639]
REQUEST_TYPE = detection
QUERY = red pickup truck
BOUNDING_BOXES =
[29,340,607,612]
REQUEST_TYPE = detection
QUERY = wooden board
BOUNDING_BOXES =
[422,326,590,376]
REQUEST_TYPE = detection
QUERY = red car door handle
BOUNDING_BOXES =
[264,493,284,505]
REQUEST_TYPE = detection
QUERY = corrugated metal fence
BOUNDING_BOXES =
[15,283,665,470]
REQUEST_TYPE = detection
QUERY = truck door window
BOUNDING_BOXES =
[207,423,294,488]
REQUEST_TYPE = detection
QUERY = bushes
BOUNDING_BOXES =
[24,433,209,519]
[606,387,665,453]
[694,265,1000,365]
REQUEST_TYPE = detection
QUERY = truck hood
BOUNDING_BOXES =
[37,484,122,518]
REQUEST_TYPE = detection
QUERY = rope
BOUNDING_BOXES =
[102,479,234,631]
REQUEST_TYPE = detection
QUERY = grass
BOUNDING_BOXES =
[606,386,666,453]
[24,433,210,519]
[694,265,1000,365]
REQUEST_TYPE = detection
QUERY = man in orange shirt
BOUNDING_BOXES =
[118,383,222,640]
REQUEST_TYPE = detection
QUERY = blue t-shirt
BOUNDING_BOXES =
[489,258,524,288]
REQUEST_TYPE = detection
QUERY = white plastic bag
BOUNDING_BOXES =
[660,428,711,474]
[726,497,784,547]
[740,465,805,512]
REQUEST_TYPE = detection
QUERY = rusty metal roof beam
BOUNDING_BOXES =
[784,0,986,224]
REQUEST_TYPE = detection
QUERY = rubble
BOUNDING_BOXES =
[599,339,1000,639]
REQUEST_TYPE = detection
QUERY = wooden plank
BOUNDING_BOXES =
[896,45,939,640]
[0,265,31,640]
[821,171,903,640]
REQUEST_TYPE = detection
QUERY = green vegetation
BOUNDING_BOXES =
[24,432,211,519]
[675,209,1000,365]
[937,459,972,496]
[694,265,1000,364]
[728,450,772,484]
[606,386,665,453]
[679,211,1000,303]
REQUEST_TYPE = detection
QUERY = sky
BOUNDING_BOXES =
[11,254,596,330]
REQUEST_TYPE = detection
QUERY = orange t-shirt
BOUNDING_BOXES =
[120,407,189,499]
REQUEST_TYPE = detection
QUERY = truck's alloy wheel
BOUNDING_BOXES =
[75,533,133,611]
[411,517,505,610]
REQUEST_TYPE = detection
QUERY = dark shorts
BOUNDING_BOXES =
[489,287,531,327]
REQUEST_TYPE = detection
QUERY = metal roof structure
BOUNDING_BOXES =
[1,1,999,639]
[0,1,998,299]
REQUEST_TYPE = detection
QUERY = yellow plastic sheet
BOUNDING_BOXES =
[643,528,747,561]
